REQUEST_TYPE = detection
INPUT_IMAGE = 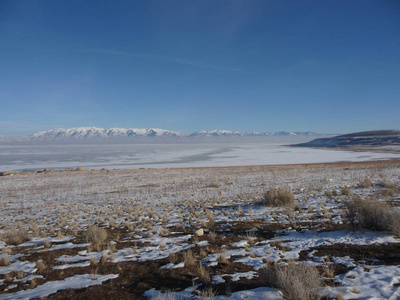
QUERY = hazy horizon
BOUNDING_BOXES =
[0,126,335,138]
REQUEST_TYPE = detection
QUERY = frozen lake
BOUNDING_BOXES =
[1,143,399,172]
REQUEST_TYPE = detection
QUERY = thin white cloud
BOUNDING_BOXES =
[79,48,243,72]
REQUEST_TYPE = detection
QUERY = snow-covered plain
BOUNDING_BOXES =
[1,158,400,299]
[1,143,400,172]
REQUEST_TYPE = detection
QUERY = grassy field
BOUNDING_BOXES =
[1,160,400,299]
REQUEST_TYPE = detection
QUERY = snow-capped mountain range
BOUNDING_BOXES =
[1,127,330,144]
[190,129,323,137]
[23,127,184,141]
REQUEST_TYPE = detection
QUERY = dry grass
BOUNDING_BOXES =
[259,189,295,207]
[1,161,400,298]
[36,259,47,272]
[17,270,25,279]
[1,229,29,246]
[183,249,196,267]
[89,256,98,266]
[198,287,216,299]
[44,239,51,249]
[4,272,13,284]
[218,251,229,265]
[86,225,108,251]
[0,254,10,267]
[168,252,179,264]
[208,230,217,241]
[323,264,335,278]
[205,210,215,228]
[198,262,210,284]
[30,278,37,289]
[245,231,258,245]
[259,262,321,300]
[100,252,109,265]
[159,240,167,249]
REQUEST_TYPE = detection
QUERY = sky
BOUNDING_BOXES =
[1,0,399,136]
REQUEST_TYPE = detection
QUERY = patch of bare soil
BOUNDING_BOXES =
[300,243,400,265]
[46,257,258,299]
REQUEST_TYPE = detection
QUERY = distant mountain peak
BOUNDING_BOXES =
[190,129,243,137]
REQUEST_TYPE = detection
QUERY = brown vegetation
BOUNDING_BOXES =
[259,189,295,207]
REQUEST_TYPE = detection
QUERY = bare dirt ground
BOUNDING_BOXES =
[1,160,400,299]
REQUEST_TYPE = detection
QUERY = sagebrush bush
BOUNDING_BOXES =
[382,188,397,197]
[341,186,351,196]
[346,198,392,231]
[259,262,321,300]
[359,178,373,188]
[389,210,400,237]
[259,189,294,207]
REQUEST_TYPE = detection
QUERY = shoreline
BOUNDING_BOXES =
[291,144,400,154]
[2,158,400,177]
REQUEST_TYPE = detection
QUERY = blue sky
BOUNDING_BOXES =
[1,0,399,136]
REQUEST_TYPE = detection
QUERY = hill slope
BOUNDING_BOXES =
[294,130,400,153]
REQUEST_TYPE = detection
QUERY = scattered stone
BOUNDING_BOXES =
[195,228,204,236]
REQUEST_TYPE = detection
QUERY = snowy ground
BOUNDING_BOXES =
[1,143,400,172]
[0,160,400,299]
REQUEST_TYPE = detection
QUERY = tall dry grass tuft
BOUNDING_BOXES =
[183,249,196,267]
[0,254,10,267]
[4,272,13,284]
[246,231,258,245]
[86,225,108,251]
[198,262,210,284]
[198,287,216,299]
[1,229,29,246]
[218,251,229,265]
[44,239,51,249]
[36,259,47,272]
[259,189,294,207]
[205,210,215,228]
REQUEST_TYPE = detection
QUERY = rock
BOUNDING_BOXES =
[195,228,204,237]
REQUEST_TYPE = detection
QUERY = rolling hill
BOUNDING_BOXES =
[294,130,400,153]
